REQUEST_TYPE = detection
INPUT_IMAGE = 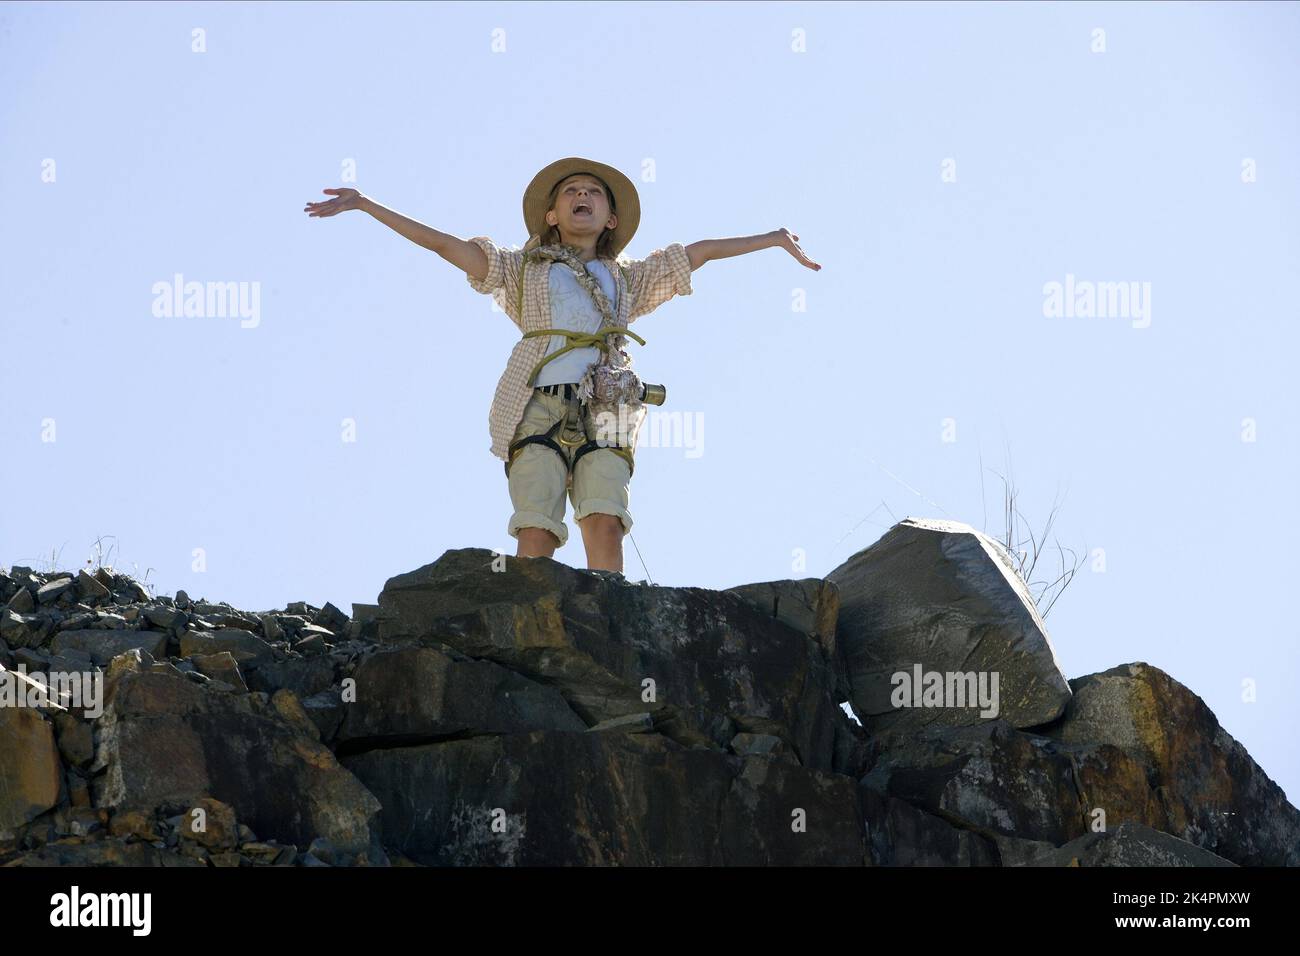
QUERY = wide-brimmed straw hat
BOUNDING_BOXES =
[522,157,640,257]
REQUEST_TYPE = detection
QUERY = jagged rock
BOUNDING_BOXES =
[191,652,248,692]
[342,730,868,866]
[90,664,382,855]
[142,605,185,630]
[52,711,95,767]
[178,628,274,669]
[49,629,169,666]
[294,635,328,656]
[1037,662,1300,866]
[334,645,586,749]
[108,808,161,841]
[260,614,284,643]
[35,576,76,605]
[377,549,842,772]
[5,839,207,866]
[827,518,1072,734]
[6,585,35,613]
[0,707,63,830]
[724,577,841,673]
[730,732,798,763]
[1024,822,1237,867]
[245,656,334,698]
[300,687,346,742]
[178,797,239,849]
[587,713,654,733]
[350,603,381,640]
[860,719,1162,847]
[313,602,350,634]
[1,608,49,649]
[860,788,1000,865]
[296,623,337,642]
[75,570,111,602]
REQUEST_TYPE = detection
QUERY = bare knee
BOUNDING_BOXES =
[517,527,560,557]
[579,513,623,541]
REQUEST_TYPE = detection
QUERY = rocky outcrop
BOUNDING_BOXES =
[2,520,1295,867]
[377,551,845,774]
[1036,663,1300,866]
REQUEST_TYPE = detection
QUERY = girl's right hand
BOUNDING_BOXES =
[304,187,367,218]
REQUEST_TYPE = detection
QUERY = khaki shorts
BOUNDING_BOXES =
[506,389,633,548]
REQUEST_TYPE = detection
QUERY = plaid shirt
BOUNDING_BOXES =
[466,237,694,461]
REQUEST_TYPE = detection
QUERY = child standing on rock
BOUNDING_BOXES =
[305,156,820,574]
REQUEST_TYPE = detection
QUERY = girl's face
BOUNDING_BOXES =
[547,175,617,241]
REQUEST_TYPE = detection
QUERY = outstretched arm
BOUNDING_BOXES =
[304,187,490,281]
[685,228,821,272]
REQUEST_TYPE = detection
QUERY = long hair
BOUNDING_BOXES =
[535,173,620,259]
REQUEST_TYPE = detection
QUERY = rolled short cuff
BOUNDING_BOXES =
[573,499,633,537]
[509,510,569,547]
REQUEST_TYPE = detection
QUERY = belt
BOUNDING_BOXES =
[537,383,580,400]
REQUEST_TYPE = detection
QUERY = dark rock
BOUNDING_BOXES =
[178,628,274,669]
[343,730,868,865]
[860,788,1000,865]
[1037,662,1300,866]
[246,656,334,698]
[90,665,381,854]
[313,602,351,634]
[75,570,111,603]
[49,629,169,666]
[0,707,63,830]
[378,549,842,772]
[35,577,76,605]
[335,645,586,749]
[1024,822,1238,867]
[827,518,1072,734]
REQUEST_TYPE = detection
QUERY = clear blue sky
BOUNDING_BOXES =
[3,2,1297,804]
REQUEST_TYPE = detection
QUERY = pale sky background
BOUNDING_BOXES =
[2,2,1297,804]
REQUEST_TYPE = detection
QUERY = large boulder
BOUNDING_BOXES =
[1037,662,1300,866]
[376,549,844,773]
[827,517,1071,734]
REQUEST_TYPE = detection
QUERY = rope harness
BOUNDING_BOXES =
[504,255,648,482]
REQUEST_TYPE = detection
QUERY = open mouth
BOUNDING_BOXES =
[573,203,592,216]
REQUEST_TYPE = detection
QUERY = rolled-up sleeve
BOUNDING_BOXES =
[624,241,694,322]
[465,236,525,326]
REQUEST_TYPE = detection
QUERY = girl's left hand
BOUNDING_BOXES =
[774,228,821,271]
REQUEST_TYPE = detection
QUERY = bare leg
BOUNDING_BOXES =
[516,527,560,559]
[578,513,624,573]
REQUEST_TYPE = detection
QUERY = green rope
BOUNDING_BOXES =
[515,257,643,386]
[522,325,647,386]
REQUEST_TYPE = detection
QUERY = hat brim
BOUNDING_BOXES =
[522,157,640,258]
